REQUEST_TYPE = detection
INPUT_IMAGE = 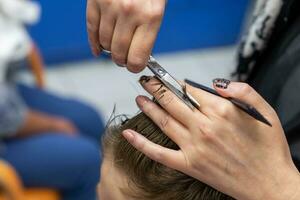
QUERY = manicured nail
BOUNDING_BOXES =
[122,130,135,142]
[213,78,231,89]
[136,95,150,108]
[139,76,151,84]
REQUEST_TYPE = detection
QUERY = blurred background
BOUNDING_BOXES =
[20,0,252,120]
[0,1,256,199]
[4,1,300,199]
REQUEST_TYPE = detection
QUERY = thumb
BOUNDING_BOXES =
[212,78,274,114]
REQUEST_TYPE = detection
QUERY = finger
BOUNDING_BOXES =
[122,129,186,171]
[111,16,136,66]
[140,76,208,126]
[184,81,230,116]
[127,22,161,73]
[136,95,189,146]
[99,8,116,50]
[86,0,101,56]
[212,79,274,115]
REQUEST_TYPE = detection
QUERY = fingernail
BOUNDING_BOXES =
[113,59,126,67]
[117,63,127,68]
[139,75,151,84]
[92,48,99,57]
[122,130,135,142]
[94,44,102,56]
[136,96,150,109]
[96,44,101,52]
[213,78,231,89]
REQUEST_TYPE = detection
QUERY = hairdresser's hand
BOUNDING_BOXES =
[86,0,166,73]
[122,77,300,200]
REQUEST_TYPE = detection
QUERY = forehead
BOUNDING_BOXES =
[98,156,132,200]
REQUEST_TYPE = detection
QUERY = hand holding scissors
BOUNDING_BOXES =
[101,46,300,200]
[101,46,271,126]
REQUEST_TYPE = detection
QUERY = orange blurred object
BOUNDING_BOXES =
[0,43,60,199]
[0,160,60,200]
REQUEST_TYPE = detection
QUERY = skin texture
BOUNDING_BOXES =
[122,76,300,200]
[98,155,128,200]
[15,110,78,137]
[86,0,166,73]
[100,112,234,200]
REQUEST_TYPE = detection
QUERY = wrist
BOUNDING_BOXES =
[261,165,300,200]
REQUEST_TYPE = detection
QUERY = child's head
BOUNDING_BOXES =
[99,112,234,200]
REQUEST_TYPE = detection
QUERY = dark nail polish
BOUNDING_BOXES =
[139,76,151,84]
[213,78,231,89]
[153,84,164,95]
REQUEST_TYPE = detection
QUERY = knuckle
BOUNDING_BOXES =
[150,7,164,21]
[198,124,216,142]
[201,131,217,143]
[269,107,278,117]
[236,83,253,99]
[151,148,165,162]
[143,6,164,22]
[121,0,135,14]
[101,0,113,7]
[216,102,233,118]
[198,122,213,135]
[159,114,170,131]
[135,138,146,151]
[142,101,154,114]
[159,95,174,107]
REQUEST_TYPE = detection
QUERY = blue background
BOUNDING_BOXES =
[28,0,250,64]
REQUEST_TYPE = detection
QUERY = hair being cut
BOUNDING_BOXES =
[103,112,235,200]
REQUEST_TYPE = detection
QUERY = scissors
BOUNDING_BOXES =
[99,47,272,126]
[100,47,200,110]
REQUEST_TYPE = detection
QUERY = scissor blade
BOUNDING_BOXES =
[147,56,184,93]
[147,56,199,109]
[99,46,200,109]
